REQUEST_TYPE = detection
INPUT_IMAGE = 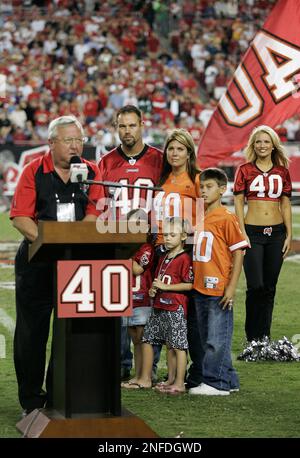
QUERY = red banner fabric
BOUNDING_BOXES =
[197,0,300,168]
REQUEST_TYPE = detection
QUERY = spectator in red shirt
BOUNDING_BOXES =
[83,93,100,124]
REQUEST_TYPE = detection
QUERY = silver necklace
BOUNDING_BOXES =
[157,250,184,280]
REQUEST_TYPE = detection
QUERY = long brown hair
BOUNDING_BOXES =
[158,129,201,186]
[245,125,289,168]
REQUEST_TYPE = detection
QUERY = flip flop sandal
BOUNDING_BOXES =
[123,382,151,390]
[121,380,137,388]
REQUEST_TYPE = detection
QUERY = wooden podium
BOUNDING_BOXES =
[16,221,158,438]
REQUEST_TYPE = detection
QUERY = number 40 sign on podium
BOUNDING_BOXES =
[57,260,132,318]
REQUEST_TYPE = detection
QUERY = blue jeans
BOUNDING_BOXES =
[121,325,133,371]
[187,291,239,391]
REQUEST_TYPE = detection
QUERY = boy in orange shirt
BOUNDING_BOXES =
[188,168,248,395]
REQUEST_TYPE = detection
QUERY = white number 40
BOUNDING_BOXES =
[61,265,129,313]
[249,174,282,198]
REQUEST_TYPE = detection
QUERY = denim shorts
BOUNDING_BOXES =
[122,306,152,327]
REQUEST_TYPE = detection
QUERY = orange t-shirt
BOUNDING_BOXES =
[153,171,201,245]
[193,206,248,296]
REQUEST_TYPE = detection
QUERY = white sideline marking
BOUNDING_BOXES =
[0,308,15,334]
[0,282,15,290]
[0,335,5,358]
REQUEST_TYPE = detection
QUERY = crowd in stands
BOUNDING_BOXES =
[1,0,300,157]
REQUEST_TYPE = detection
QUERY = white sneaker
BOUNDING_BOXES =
[188,383,203,393]
[189,383,230,396]
[230,388,240,393]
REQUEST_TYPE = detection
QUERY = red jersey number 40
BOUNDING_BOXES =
[57,260,132,318]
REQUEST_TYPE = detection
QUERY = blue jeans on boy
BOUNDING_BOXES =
[186,300,203,388]
[188,291,239,392]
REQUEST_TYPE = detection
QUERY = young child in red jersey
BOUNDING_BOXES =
[121,209,155,387]
[126,216,193,394]
[188,168,248,396]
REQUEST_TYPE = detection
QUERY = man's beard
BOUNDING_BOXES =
[122,136,136,148]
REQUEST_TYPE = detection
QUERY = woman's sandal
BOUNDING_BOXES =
[122,382,152,390]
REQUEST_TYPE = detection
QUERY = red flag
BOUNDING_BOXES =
[197,0,300,168]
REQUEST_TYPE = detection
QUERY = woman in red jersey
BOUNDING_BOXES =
[234,125,292,342]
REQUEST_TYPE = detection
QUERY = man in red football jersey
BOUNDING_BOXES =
[98,105,163,220]
[98,105,163,381]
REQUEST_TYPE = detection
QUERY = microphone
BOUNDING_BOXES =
[69,156,98,209]
[69,156,88,183]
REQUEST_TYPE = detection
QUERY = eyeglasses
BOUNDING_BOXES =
[55,137,87,145]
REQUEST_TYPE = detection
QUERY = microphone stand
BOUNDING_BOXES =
[81,179,162,220]
[82,179,162,191]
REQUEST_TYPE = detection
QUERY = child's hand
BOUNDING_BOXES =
[149,287,157,298]
[152,278,167,291]
[220,286,235,310]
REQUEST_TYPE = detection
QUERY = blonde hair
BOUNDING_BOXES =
[245,125,289,168]
[163,217,191,235]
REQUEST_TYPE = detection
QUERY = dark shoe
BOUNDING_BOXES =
[121,367,131,381]
[44,401,53,410]
[185,380,201,390]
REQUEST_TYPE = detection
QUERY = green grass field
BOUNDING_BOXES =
[0,213,22,242]
[291,211,300,238]
[0,212,300,438]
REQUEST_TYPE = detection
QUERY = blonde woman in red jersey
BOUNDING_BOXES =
[234,126,292,342]
[152,129,201,251]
